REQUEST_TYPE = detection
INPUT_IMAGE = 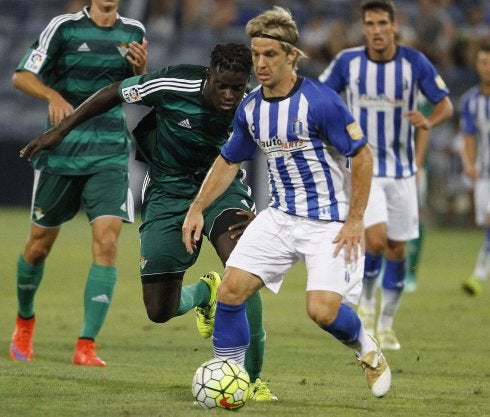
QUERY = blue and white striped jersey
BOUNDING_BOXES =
[221,77,367,221]
[459,86,490,179]
[319,46,449,178]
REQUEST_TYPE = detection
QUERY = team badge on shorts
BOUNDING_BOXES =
[139,256,148,271]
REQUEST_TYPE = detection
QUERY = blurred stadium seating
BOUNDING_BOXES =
[0,0,487,222]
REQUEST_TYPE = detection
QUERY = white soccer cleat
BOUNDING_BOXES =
[359,337,391,397]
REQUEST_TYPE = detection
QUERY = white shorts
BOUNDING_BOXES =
[226,207,364,305]
[474,178,490,226]
[364,176,419,241]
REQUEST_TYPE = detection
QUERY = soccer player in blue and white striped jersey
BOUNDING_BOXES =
[19,43,277,401]
[460,42,490,296]
[319,0,453,350]
[183,6,392,398]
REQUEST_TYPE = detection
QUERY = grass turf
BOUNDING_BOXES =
[0,208,488,416]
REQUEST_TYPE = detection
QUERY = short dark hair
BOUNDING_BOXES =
[210,43,252,75]
[361,0,396,21]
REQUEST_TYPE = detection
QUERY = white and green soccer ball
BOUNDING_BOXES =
[192,357,250,410]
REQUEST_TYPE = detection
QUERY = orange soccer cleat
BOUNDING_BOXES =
[10,315,35,361]
[72,338,106,367]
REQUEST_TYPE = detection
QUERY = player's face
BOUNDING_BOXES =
[362,9,398,60]
[251,37,296,96]
[91,0,120,12]
[205,68,249,115]
[476,50,490,85]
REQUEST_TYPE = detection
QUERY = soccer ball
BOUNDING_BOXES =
[192,357,250,410]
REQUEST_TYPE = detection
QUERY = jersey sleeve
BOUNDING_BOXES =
[459,94,476,136]
[416,52,450,104]
[318,53,346,93]
[16,17,64,75]
[316,87,367,157]
[221,105,257,162]
[118,68,170,107]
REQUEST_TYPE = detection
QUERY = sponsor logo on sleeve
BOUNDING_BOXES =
[435,75,447,90]
[121,86,141,103]
[346,121,364,140]
[24,50,47,74]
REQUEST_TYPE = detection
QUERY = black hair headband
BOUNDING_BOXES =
[252,32,296,46]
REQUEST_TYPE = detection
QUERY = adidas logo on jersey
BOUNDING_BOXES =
[77,42,90,52]
[178,119,192,129]
[91,294,110,304]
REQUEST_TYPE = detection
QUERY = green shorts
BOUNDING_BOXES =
[139,177,254,276]
[31,169,134,227]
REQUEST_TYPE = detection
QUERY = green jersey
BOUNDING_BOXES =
[119,65,236,198]
[17,7,145,174]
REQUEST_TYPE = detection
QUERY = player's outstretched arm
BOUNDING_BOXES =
[20,82,124,161]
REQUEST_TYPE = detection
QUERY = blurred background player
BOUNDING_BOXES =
[460,42,490,296]
[9,0,147,367]
[319,0,453,350]
[183,6,392,398]
[19,43,276,401]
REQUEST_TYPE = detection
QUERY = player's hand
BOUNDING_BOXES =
[463,163,479,181]
[405,110,431,130]
[127,39,148,75]
[332,217,365,263]
[228,210,256,240]
[182,206,205,254]
[48,92,74,127]
[19,129,65,161]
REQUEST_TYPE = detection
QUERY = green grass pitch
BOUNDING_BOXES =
[0,208,488,417]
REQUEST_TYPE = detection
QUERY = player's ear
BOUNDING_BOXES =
[287,49,297,66]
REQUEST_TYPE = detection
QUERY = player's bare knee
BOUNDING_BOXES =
[386,240,406,260]
[217,281,247,305]
[366,238,385,254]
[308,307,338,327]
[24,242,50,265]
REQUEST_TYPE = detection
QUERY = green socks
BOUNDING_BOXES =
[17,258,117,340]
[80,264,117,339]
[176,280,210,316]
[406,223,425,278]
[245,292,266,382]
[16,254,44,319]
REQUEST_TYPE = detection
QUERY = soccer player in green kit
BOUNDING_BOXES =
[20,43,276,401]
[10,0,147,367]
